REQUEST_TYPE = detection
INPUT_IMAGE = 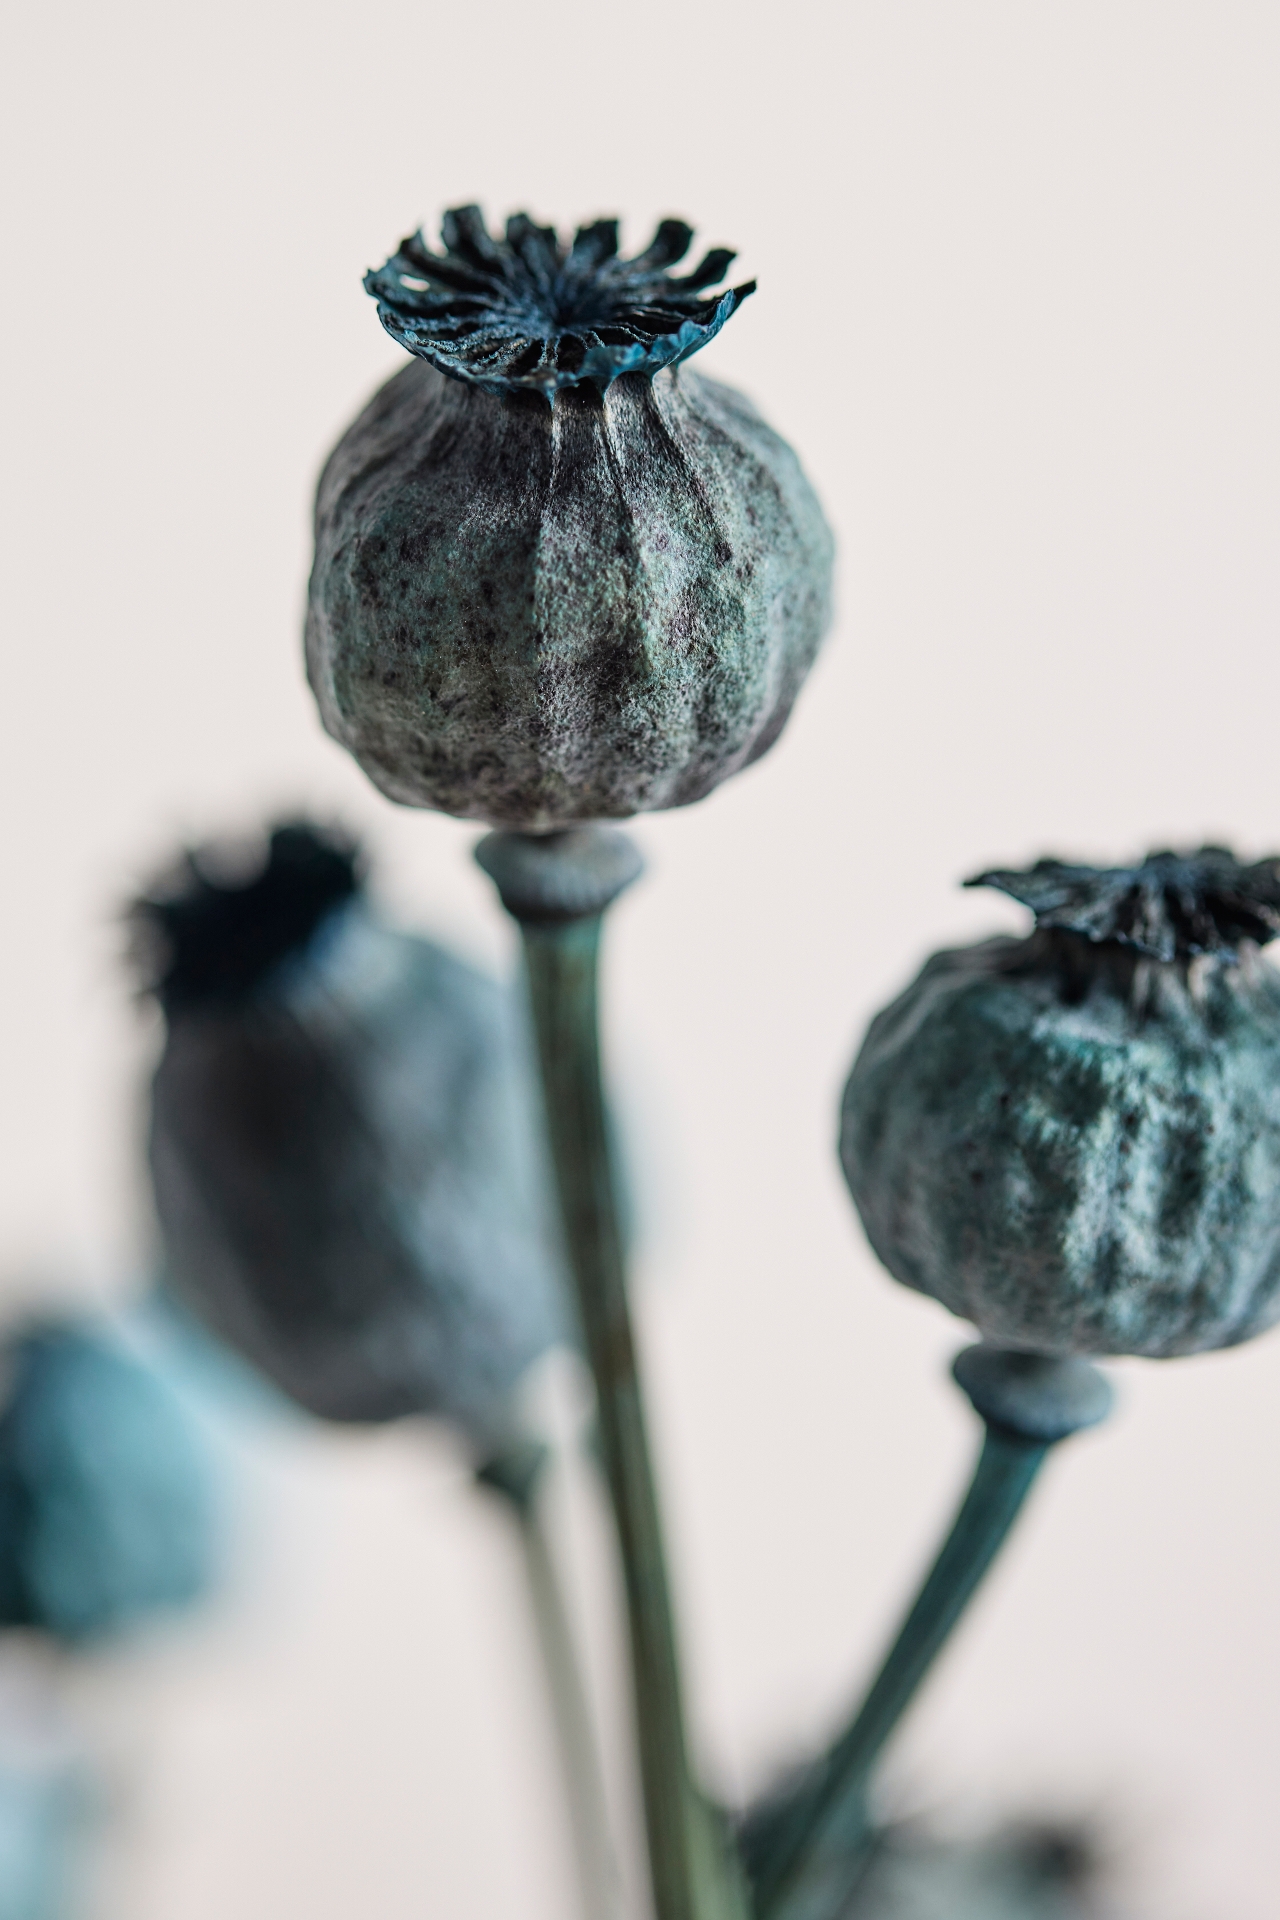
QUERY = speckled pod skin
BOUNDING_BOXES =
[150,899,568,1438]
[306,360,833,829]
[841,930,1280,1357]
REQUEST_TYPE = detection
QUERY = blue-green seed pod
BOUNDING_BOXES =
[138,823,569,1441]
[0,1323,215,1641]
[840,850,1280,1358]
[305,206,834,830]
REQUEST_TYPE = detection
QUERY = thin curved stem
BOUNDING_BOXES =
[519,915,745,1920]
[478,1443,621,1920]
[753,1427,1046,1920]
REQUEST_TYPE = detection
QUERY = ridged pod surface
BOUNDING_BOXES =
[306,360,832,828]
[306,207,832,828]
[841,853,1280,1358]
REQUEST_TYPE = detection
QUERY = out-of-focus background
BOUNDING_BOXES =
[3,3,1279,1915]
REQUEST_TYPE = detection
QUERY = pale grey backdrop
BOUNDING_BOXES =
[3,4,1279,1916]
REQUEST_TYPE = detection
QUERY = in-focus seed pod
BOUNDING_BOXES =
[840,849,1280,1357]
[305,205,834,829]
[137,823,568,1441]
[0,1322,215,1641]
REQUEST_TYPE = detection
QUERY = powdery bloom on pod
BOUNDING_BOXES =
[138,823,569,1443]
[840,849,1280,1359]
[306,206,834,829]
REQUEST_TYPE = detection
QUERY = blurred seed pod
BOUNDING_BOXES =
[136,822,571,1444]
[849,1815,1110,1920]
[0,1322,216,1642]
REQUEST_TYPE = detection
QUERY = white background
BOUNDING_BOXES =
[4,3,1280,1915]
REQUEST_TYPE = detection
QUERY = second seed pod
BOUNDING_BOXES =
[840,849,1280,1358]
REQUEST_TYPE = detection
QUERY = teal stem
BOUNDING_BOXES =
[754,1428,1045,1920]
[476,828,745,1920]
[756,1428,1043,1920]
[520,919,742,1920]
[751,1346,1112,1920]
[477,1441,621,1920]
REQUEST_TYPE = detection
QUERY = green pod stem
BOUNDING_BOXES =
[477,828,746,1920]
[751,1347,1112,1920]
[477,1441,621,1920]
[523,914,694,1912]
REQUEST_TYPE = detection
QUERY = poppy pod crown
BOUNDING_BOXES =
[968,847,1280,965]
[364,203,755,396]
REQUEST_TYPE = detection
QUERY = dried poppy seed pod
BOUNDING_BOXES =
[138,823,569,1442]
[305,205,834,829]
[0,1322,215,1641]
[840,849,1280,1358]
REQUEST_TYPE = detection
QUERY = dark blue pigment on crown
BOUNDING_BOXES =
[364,204,755,395]
[134,824,360,1012]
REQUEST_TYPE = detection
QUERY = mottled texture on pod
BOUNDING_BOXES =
[142,827,568,1440]
[306,358,833,829]
[841,851,1280,1358]
[0,1325,215,1641]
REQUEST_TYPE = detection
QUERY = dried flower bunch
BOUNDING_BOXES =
[306,204,833,829]
[110,197,1268,1920]
[841,847,1280,1356]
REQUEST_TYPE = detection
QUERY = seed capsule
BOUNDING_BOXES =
[305,206,834,829]
[138,823,568,1440]
[0,1323,215,1640]
[840,849,1280,1357]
